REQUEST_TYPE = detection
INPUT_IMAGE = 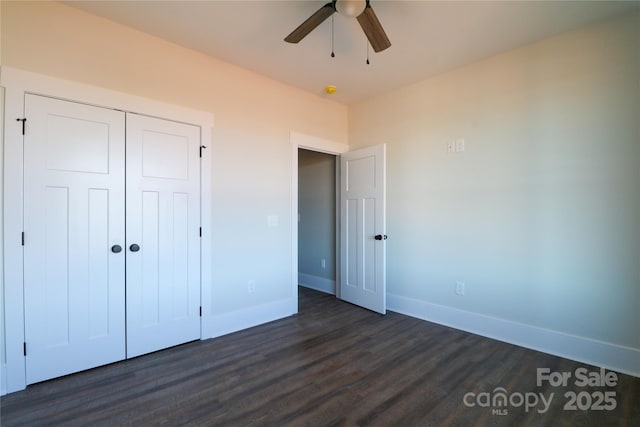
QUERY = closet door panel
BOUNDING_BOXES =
[126,114,201,358]
[23,94,126,384]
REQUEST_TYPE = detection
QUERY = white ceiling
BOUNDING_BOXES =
[64,0,639,105]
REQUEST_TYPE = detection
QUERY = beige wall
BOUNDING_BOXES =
[1,1,348,314]
[349,12,640,350]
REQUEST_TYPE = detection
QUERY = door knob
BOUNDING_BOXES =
[129,244,140,252]
[374,234,388,240]
[111,244,122,253]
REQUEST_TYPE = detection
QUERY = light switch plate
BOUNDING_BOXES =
[456,281,465,296]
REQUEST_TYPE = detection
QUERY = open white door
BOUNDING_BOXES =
[339,144,386,314]
[125,113,201,358]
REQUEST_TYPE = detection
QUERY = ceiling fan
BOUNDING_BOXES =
[284,0,391,53]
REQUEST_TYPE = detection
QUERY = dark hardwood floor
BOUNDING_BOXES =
[1,287,638,426]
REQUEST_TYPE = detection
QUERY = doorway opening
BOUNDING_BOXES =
[297,148,337,297]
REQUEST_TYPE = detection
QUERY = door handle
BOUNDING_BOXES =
[374,234,388,240]
[129,243,140,252]
[111,244,122,253]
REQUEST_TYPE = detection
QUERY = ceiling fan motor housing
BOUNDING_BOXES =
[335,0,367,18]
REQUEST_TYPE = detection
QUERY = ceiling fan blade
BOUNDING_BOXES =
[357,2,391,53]
[285,2,336,44]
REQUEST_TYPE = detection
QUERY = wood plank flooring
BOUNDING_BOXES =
[1,287,638,426]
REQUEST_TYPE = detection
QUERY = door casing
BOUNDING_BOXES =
[292,134,387,313]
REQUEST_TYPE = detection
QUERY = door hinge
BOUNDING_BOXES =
[16,118,27,135]
[23,342,27,356]
[199,306,202,317]
[199,145,207,158]
[199,227,202,237]
[21,232,25,246]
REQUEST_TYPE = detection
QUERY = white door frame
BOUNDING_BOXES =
[290,131,348,311]
[0,66,214,394]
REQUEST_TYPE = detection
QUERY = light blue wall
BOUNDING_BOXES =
[349,13,640,367]
[298,149,336,283]
[0,86,5,394]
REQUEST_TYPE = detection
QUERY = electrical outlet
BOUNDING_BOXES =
[321,259,326,269]
[455,281,465,296]
[248,280,256,293]
[456,139,465,152]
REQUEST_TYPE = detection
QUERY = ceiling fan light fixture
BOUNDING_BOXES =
[336,0,366,18]
[284,0,390,53]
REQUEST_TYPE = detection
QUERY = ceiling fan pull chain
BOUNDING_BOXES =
[366,38,370,65]
[331,15,335,58]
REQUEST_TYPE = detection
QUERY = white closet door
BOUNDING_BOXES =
[125,113,201,358]
[24,94,126,384]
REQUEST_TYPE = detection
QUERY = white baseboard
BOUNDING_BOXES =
[388,293,640,378]
[202,298,296,340]
[298,273,336,295]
